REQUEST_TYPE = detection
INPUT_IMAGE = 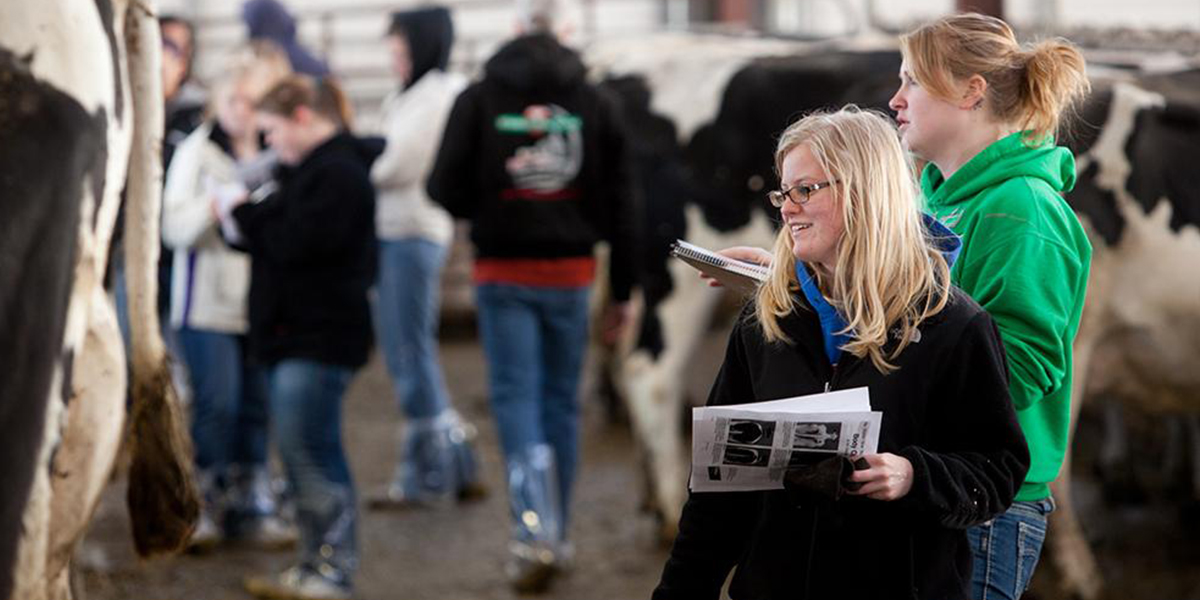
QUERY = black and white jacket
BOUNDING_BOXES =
[653,288,1030,600]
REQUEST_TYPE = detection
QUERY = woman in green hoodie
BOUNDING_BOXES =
[886,13,1091,600]
[717,12,1092,600]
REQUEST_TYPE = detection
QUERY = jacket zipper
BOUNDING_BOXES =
[824,362,840,392]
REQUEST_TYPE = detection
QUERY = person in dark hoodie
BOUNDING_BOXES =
[426,0,638,592]
[219,75,379,600]
[242,0,330,77]
[366,5,485,511]
[652,107,1029,600]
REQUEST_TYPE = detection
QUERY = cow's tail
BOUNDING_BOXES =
[121,0,200,557]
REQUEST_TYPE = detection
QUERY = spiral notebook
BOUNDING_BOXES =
[670,240,770,294]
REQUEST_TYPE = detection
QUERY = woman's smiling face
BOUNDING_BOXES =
[777,143,843,272]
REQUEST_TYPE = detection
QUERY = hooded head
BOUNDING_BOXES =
[387,6,454,89]
[242,0,330,76]
[243,0,296,42]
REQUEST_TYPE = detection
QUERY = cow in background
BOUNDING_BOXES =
[0,1,199,599]
[590,33,1200,600]
[1046,73,1200,600]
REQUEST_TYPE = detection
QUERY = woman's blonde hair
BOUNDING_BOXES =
[900,12,1090,141]
[755,106,950,373]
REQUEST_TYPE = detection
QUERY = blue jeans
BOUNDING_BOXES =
[177,328,269,473]
[475,283,591,530]
[268,359,358,585]
[968,497,1056,600]
[374,238,451,420]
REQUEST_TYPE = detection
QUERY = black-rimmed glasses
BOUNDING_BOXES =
[767,180,837,207]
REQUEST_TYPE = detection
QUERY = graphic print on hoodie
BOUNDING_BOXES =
[498,104,583,200]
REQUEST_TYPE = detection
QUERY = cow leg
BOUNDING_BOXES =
[581,246,633,426]
[1096,400,1145,503]
[618,207,775,542]
[1047,282,1107,600]
[620,283,723,541]
[47,288,127,585]
[11,374,65,600]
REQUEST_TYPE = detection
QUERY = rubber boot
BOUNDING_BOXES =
[446,409,487,501]
[505,444,565,594]
[370,413,456,509]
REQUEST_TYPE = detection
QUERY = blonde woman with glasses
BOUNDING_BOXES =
[652,107,1030,600]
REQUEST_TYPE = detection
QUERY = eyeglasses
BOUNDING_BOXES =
[767,180,837,207]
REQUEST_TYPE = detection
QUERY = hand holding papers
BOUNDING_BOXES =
[690,387,881,492]
[209,178,276,246]
[670,240,770,294]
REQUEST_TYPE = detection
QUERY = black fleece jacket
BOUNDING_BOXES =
[653,288,1030,600]
[426,33,638,300]
[232,132,382,368]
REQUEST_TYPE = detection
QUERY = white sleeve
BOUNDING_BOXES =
[370,84,459,190]
[161,136,219,249]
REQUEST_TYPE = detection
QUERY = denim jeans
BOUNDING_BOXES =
[268,359,358,586]
[177,328,269,473]
[475,283,591,530]
[374,238,451,420]
[968,497,1056,600]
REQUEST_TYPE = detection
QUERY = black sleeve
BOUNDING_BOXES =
[895,311,1031,529]
[233,162,372,266]
[653,322,759,600]
[595,90,640,302]
[426,85,481,220]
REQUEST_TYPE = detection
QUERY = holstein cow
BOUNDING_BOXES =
[591,33,1200,600]
[0,2,199,599]
[1046,72,1200,600]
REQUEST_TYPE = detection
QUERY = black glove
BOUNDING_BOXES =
[783,456,870,504]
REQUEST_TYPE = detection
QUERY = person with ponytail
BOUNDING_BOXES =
[889,14,1092,599]
[713,14,1092,598]
[218,75,382,600]
[653,106,1029,600]
[161,50,293,553]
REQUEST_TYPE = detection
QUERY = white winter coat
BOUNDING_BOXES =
[161,122,274,334]
[371,70,466,245]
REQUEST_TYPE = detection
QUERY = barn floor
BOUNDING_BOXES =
[77,324,1199,600]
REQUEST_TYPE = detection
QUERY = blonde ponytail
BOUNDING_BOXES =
[1020,39,1090,141]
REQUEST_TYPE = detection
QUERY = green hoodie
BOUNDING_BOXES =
[922,132,1092,502]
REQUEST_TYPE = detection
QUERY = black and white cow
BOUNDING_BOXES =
[590,33,1200,600]
[1046,73,1200,600]
[1,2,198,599]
